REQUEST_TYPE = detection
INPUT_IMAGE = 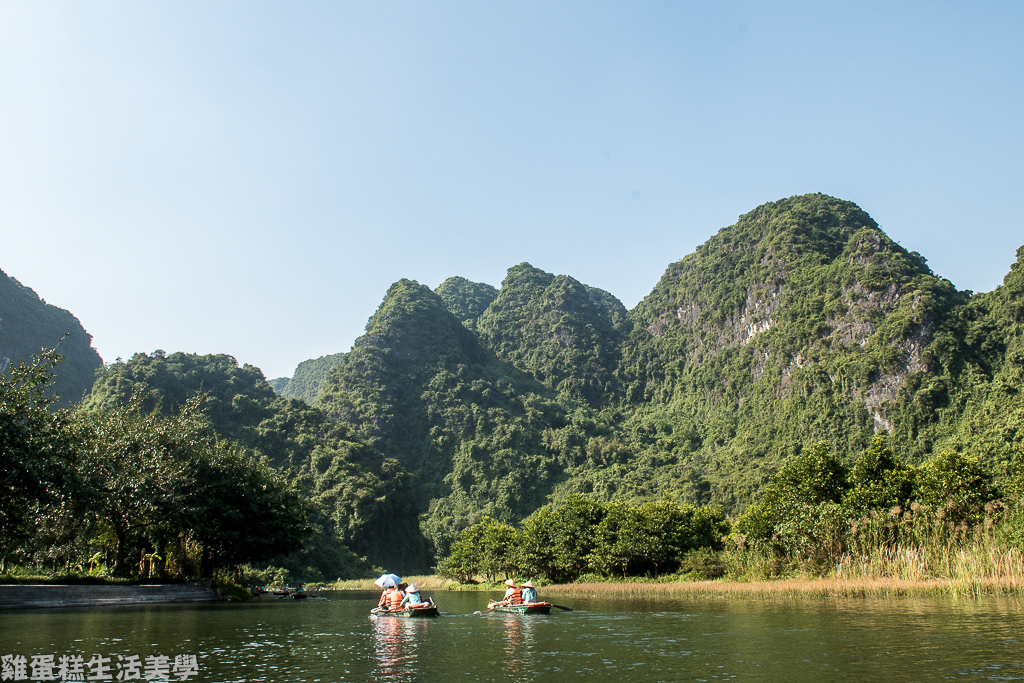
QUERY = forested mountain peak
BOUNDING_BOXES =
[621,194,950,401]
[435,276,499,327]
[354,278,488,367]
[0,267,103,406]
[628,194,929,344]
[316,279,495,449]
[84,351,277,447]
[474,263,628,404]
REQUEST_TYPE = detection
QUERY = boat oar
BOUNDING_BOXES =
[550,604,573,611]
[474,602,501,615]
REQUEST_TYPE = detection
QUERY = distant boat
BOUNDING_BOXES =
[486,601,552,614]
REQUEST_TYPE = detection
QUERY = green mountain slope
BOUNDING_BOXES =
[86,351,429,575]
[316,279,588,554]
[544,194,964,507]
[0,268,103,406]
[185,193,1023,569]
[309,194,1024,560]
[474,263,628,404]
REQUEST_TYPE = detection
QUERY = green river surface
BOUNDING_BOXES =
[1,590,1022,681]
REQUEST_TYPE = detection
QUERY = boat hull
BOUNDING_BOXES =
[487,601,552,614]
[372,606,440,618]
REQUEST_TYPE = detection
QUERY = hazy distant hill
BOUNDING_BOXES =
[270,352,346,405]
[0,268,103,406]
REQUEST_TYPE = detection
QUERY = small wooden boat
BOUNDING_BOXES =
[486,601,552,614]
[371,605,440,618]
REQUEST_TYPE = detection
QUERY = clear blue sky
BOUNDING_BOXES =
[2,1,1021,380]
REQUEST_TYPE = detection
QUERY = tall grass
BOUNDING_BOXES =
[539,502,1024,598]
[325,575,461,591]
[703,501,1024,596]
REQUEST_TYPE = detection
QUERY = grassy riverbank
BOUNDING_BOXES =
[326,542,1024,598]
[541,576,1023,599]
[325,574,1023,598]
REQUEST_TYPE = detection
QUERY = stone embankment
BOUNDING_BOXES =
[0,584,220,610]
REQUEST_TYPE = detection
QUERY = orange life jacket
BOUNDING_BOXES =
[387,589,404,610]
[506,587,522,605]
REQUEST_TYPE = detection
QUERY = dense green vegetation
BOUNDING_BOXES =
[435,276,499,329]
[437,496,727,583]
[5,193,1023,584]
[2,351,310,580]
[0,268,102,406]
[83,351,429,578]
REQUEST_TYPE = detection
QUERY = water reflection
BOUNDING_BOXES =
[499,615,538,680]
[2,593,1023,682]
[370,615,427,682]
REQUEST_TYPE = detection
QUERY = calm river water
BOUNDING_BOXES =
[2,590,1022,681]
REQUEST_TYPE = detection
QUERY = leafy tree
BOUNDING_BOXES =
[843,436,916,513]
[735,442,847,554]
[590,500,727,577]
[435,516,517,583]
[0,347,75,550]
[915,450,994,524]
[169,440,312,576]
[68,394,210,575]
[518,495,607,582]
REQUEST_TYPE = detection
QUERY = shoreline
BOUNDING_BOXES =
[329,575,1024,598]
[0,583,221,610]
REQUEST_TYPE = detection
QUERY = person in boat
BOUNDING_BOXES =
[378,585,397,610]
[400,584,430,609]
[520,580,538,604]
[496,579,523,606]
[383,585,405,611]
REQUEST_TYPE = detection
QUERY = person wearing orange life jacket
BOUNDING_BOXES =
[386,585,405,611]
[497,579,522,606]
[377,586,392,609]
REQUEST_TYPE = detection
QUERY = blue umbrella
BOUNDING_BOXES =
[374,573,401,588]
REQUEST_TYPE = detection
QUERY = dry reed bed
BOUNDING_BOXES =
[543,576,1022,599]
[328,575,460,591]
[325,545,1024,598]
